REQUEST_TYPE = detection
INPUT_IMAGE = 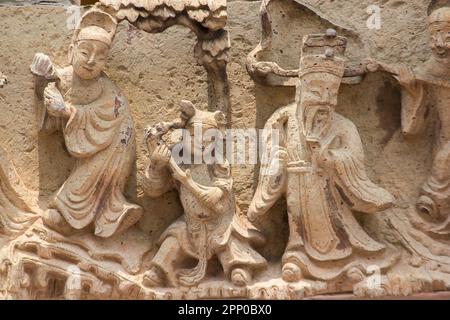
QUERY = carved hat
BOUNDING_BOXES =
[72,9,118,47]
[429,7,450,25]
[298,29,346,79]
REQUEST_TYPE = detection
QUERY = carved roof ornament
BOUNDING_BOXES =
[98,0,226,32]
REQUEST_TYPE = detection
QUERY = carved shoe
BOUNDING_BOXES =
[416,195,441,220]
[142,266,165,288]
[42,209,77,236]
[231,267,252,287]
[282,263,303,283]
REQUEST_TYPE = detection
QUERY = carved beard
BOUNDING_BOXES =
[302,105,332,143]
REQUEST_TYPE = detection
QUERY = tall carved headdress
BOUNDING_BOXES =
[72,9,118,47]
[298,29,346,79]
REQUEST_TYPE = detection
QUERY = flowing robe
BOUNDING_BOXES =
[0,147,38,237]
[249,104,397,280]
[41,68,142,238]
[398,58,450,229]
[142,162,266,286]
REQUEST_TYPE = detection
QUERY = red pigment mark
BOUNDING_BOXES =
[114,94,122,118]
[121,126,133,146]
[126,23,140,45]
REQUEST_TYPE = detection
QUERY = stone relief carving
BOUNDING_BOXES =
[248,30,399,293]
[363,7,450,277]
[141,100,267,288]
[30,9,143,238]
[1,0,450,300]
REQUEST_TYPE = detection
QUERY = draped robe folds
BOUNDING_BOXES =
[249,104,397,281]
[142,162,266,286]
[399,58,450,231]
[42,69,142,238]
[0,147,39,237]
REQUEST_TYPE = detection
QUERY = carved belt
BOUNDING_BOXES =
[287,160,313,173]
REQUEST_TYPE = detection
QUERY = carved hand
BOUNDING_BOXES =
[318,149,336,169]
[30,53,57,80]
[394,65,417,92]
[199,187,224,209]
[363,58,417,93]
[43,84,68,118]
[145,122,175,153]
[362,58,380,73]
[150,144,172,168]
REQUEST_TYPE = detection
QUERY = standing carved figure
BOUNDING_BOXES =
[30,9,142,238]
[142,101,266,288]
[248,32,397,284]
[366,8,450,229]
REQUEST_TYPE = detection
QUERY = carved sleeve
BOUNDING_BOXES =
[43,83,72,119]
[248,110,288,220]
[400,82,427,136]
[329,121,395,214]
[141,163,174,198]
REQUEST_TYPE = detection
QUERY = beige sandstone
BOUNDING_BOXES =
[1,0,450,299]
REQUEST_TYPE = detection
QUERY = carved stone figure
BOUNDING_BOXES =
[362,6,450,279]
[30,9,142,238]
[142,101,267,288]
[248,31,397,284]
[366,7,450,230]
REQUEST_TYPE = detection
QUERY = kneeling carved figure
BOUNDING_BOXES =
[142,101,267,288]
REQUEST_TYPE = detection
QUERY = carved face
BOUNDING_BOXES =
[70,40,109,80]
[429,23,450,62]
[299,72,340,140]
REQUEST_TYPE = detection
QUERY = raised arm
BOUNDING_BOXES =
[363,58,428,136]
[43,83,72,119]
[142,143,175,198]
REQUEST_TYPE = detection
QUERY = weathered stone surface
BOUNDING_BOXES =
[1,0,450,299]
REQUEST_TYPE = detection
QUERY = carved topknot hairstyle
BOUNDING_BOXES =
[72,9,118,47]
[179,100,227,130]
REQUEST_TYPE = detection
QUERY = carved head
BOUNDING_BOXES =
[297,31,346,141]
[179,100,227,158]
[69,9,117,80]
[428,7,450,62]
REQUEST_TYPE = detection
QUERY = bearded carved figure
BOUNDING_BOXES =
[248,31,398,285]
[30,9,143,238]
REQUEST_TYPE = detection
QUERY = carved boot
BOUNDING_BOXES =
[230,267,252,287]
[282,262,303,283]
[42,209,77,236]
[143,266,166,288]
[416,195,440,220]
